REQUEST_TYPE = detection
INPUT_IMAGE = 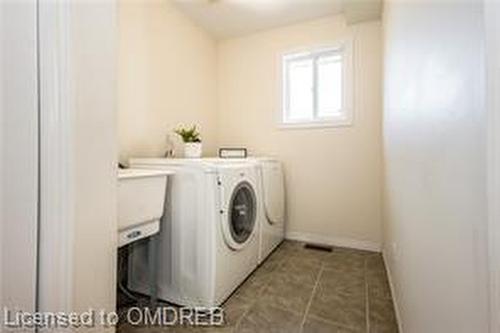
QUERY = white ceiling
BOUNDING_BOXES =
[171,0,346,39]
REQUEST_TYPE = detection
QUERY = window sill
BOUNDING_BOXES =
[277,119,353,130]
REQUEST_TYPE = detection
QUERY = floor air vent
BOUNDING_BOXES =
[304,243,333,252]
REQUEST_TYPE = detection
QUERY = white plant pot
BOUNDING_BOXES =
[184,142,202,158]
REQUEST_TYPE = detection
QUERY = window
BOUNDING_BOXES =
[280,42,352,128]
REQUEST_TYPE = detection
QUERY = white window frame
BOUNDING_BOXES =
[278,40,354,129]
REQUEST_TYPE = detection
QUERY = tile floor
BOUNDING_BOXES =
[118,240,399,333]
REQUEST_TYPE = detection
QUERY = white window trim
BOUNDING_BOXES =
[277,39,354,129]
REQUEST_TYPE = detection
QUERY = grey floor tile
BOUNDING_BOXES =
[278,240,304,253]
[302,316,362,333]
[193,326,235,333]
[118,324,199,333]
[365,255,392,301]
[263,244,290,268]
[367,274,392,300]
[118,319,234,333]
[275,256,322,286]
[265,242,300,264]
[118,241,400,333]
[233,267,272,301]
[235,302,302,333]
[308,280,366,331]
[365,254,385,274]
[221,295,253,327]
[320,268,366,293]
[294,250,331,265]
[259,268,316,315]
[323,252,366,277]
[368,297,398,333]
[259,253,284,273]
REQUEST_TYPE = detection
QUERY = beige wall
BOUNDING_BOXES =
[217,16,383,250]
[383,1,489,331]
[118,0,218,163]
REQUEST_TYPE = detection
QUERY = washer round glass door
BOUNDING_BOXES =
[227,181,256,248]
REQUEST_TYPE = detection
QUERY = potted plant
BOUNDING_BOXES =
[174,125,202,158]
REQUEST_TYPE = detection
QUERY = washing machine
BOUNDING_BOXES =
[127,158,260,307]
[201,157,286,263]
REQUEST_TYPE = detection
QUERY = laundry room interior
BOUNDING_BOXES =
[113,0,387,331]
[2,0,498,332]
[118,0,382,260]
[111,0,490,332]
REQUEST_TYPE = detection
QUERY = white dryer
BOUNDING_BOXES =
[255,158,285,263]
[127,158,260,307]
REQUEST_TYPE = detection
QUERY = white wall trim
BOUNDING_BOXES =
[285,231,381,252]
[382,250,404,333]
[37,0,75,314]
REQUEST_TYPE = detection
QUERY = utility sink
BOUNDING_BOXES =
[117,168,173,247]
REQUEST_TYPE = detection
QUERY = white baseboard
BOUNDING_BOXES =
[285,231,381,252]
[382,249,404,333]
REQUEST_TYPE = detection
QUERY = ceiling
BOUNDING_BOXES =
[171,0,381,40]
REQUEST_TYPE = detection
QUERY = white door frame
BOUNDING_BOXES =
[36,2,119,328]
[0,1,75,328]
[0,1,39,327]
[37,0,75,314]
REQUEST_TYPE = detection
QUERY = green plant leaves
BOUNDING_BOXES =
[174,125,202,143]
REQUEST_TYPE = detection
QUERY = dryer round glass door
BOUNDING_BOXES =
[228,181,256,247]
